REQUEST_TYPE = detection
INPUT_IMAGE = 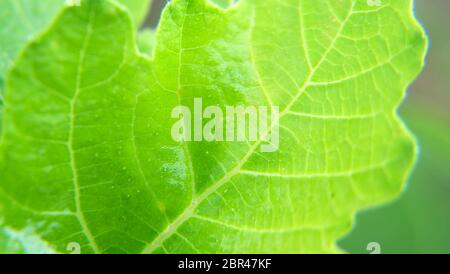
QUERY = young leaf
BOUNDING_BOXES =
[0,0,427,253]
[0,0,66,130]
[0,0,152,133]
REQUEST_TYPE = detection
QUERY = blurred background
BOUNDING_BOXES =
[143,0,450,253]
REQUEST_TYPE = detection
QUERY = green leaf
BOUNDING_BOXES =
[0,0,427,254]
[0,0,67,131]
[0,0,66,88]
[0,0,150,101]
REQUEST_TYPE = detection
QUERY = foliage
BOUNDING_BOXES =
[0,0,427,253]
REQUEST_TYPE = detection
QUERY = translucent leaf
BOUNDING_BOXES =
[0,0,66,130]
[0,0,427,253]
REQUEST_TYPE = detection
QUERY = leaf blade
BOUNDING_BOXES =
[0,0,427,254]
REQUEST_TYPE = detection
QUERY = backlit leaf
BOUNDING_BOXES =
[0,0,427,253]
